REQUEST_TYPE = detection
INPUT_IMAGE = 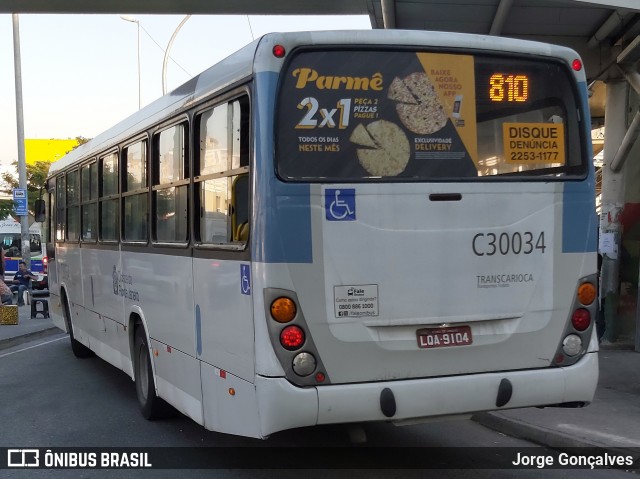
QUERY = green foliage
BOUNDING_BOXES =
[0,161,51,219]
[0,199,14,220]
[67,136,90,153]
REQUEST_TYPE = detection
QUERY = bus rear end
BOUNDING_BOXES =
[252,32,598,436]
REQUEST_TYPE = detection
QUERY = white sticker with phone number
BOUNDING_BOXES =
[334,284,379,318]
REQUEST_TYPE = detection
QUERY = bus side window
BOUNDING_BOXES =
[232,173,249,242]
[196,95,250,245]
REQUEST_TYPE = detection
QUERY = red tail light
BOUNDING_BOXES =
[571,308,591,331]
[43,256,48,274]
[273,44,286,58]
[280,325,305,350]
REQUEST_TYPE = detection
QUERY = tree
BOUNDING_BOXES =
[68,136,90,153]
[0,136,92,219]
[0,161,51,219]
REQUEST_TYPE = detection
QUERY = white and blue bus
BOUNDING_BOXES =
[45,30,598,439]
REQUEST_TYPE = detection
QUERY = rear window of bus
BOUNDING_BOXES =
[276,49,586,182]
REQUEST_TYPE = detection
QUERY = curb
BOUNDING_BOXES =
[0,327,62,352]
[472,412,640,459]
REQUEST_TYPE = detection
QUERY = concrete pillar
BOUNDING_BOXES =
[600,80,628,342]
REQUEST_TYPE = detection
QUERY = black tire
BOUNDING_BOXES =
[134,328,173,419]
[63,295,94,359]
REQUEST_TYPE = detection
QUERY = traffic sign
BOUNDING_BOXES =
[13,188,28,216]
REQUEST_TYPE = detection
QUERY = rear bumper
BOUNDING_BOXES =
[255,352,598,437]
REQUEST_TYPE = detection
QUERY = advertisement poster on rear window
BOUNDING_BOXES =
[277,50,479,180]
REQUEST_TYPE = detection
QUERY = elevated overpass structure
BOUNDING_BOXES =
[3,0,640,345]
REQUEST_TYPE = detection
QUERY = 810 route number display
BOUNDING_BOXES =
[489,73,529,103]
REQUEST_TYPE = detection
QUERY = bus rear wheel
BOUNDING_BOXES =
[134,328,172,419]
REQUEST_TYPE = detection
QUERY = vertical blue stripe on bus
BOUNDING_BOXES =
[563,183,598,253]
[195,304,203,357]
[253,71,313,264]
[562,82,597,253]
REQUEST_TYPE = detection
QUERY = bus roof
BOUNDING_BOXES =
[48,29,582,176]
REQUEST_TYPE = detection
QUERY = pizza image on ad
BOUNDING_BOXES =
[350,120,410,176]
[388,72,448,135]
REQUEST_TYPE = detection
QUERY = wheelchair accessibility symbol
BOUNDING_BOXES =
[240,264,251,295]
[325,189,356,221]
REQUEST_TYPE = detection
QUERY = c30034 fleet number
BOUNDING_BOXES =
[472,231,546,256]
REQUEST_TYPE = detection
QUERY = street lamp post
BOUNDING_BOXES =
[120,15,141,109]
[11,14,30,270]
[162,15,191,95]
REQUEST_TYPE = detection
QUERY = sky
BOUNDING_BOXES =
[0,14,372,172]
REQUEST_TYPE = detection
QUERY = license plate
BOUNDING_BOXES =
[416,326,472,349]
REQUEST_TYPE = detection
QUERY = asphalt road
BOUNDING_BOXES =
[0,334,633,479]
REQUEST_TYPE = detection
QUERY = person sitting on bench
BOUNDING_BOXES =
[10,261,36,306]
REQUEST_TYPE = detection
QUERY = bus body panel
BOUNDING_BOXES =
[88,311,130,374]
[81,247,123,325]
[118,251,204,425]
[314,182,573,382]
[201,362,262,438]
[263,186,596,384]
[252,352,597,437]
[254,375,319,437]
[315,352,598,426]
[193,257,256,382]
[319,182,558,326]
[251,30,587,81]
[117,251,195,355]
[47,244,60,298]
[253,250,593,385]
[57,245,84,307]
[151,338,204,425]
[53,245,257,431]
